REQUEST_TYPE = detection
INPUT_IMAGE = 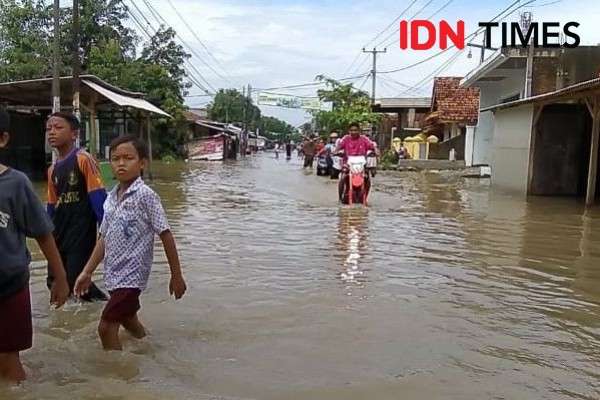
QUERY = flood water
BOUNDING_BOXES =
[3,153,600,399]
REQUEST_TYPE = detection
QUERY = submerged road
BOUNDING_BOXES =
[5,153,600,400]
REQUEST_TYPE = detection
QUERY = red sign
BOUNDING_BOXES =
[189,136,225,161]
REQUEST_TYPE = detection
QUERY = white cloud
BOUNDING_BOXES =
[146,0,600,125]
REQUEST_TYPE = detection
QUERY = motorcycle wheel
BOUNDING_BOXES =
[339,179,349,204]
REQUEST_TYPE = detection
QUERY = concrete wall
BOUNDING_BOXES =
[491,104,534,194]
[429,134,465,160]
[471,69,526,166]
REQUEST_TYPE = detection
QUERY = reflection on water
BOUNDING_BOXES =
[336,208,369,291]
[4,155,600,400]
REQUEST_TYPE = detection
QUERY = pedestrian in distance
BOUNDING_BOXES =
[46,112,108,302]
[0,109,69,383]
[74,135,187,351]
[302,135,317,169]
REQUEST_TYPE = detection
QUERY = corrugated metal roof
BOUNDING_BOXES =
[481,77,600,112]
[83,80,171,117]
[0,75,171,117]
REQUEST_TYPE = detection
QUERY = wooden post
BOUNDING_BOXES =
[146,114,153,180]
[586,97,600,206]
[89,99,98,157]
[527,103,545,195]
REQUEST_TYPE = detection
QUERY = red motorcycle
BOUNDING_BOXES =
[338,154,372,206]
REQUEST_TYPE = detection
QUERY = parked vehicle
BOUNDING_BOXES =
[316,154,329,176]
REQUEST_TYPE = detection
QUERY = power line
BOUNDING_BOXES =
[378,0,537,74]
[135,0,231,86]
[365,0,420,48]
[123,1,215,94]
[349,53,371,77]
[379,74,426,96]
[358,74,371,91]
[343,0,419,75]
[375,0,438,49]
[426,0,455,19]
[164,0,234,84]
[382,0,530,49]
[400,48,464,94]
[255,72,369,92]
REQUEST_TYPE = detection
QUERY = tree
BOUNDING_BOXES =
[0,0,53,81]
[0,1,193,157]
[88,27,191,156]
[78,0,136,66]
[312,75,381,134]
[208,89,297,140]
[208,88,261,130]
[259,116,296,141]
[0,0,137,81]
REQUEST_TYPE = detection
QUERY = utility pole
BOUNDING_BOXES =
[50,0,61,163]
[247,84,252,154]
[52,0,61,113]
[72,0,81,148]
[522,12,534,97]
[241,85,247,157]
[363,47,387,105]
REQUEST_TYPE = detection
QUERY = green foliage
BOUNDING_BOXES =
[0,0,53,80]
[258,116,295,141]
[208,89,258,128]
[312,75,381,134]
[208,89,297,141]
[162,154,176,163]
[0,0,137,81]
[0,2,191,157]
[381,149,398,165]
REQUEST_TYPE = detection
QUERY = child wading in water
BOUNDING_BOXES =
[74,135,187,350]
[0,109,69,382]
[46,112,107,301]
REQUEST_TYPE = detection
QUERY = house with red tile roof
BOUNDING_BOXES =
[424,77,480,160]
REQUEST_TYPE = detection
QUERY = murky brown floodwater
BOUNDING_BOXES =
[3,153,600,400]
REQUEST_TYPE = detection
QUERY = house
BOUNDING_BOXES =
[460,45,600,205]
[424,77,480,161]
[0,75,170,179]
[480,77,600,205]
[372,97,431,149]
[184,115,239,160]
[461,46,600,168]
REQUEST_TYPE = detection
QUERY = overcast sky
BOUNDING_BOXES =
[139,0,600,126]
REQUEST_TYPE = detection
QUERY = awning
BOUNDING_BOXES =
[0,75,171,118]
[83,79,171,118]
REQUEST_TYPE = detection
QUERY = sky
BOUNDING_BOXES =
[136,0,600,126]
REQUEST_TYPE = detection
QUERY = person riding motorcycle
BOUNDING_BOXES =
[317,131,339,177]
[335,122,377,202]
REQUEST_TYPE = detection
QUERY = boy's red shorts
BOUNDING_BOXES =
[0,286,33,353]
[101,288,141,323]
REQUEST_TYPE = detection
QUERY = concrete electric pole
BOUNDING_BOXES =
[521,12,534,98]
[52,0,61,113]
[72,0,81,148]
[363,47,387,105]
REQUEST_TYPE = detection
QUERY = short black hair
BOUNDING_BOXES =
[348,122,361,129]
[109,134,149,159]
[0,109,10,132]
[49,112,80,131]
